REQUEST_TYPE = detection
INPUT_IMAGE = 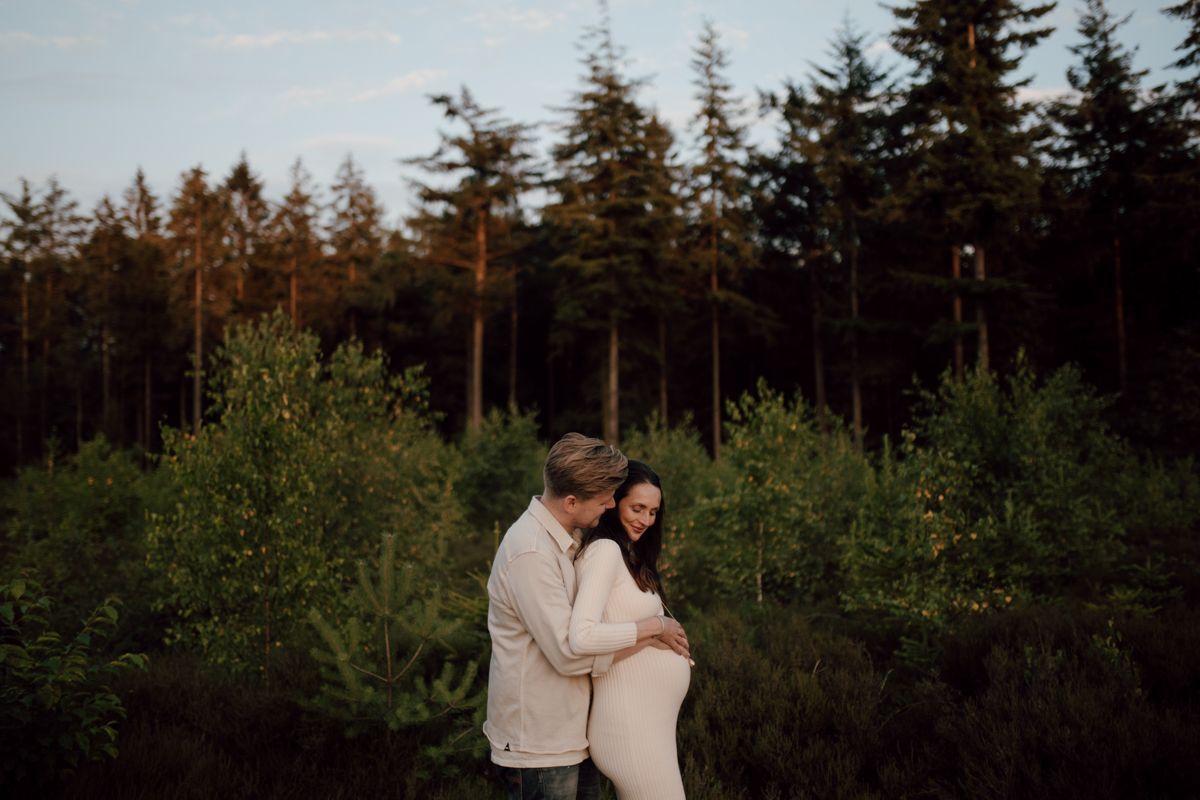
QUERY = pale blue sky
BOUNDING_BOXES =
[1,0,1187,225]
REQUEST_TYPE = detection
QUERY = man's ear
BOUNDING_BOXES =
[562,495,578,512]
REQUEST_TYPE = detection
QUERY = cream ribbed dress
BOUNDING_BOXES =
[570,538,691,800]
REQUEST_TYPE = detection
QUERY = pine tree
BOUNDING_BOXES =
[328,154,385,342]
[689,19,752,459]
[166,166,226,433]
[890,0,1054,375]
[775,21,894,446]
[120,169,169,454]
[1166,0,1200,115]
[1,180,44,464]
[1050,0,1160,393]
[404,87,537,432]
[80,196,129,439]
[222,153,270,316]
[270,158,322,330]
[547,5,661,443]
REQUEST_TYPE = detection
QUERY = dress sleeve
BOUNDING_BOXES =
[507,550,604,677]
[569,539,639,664]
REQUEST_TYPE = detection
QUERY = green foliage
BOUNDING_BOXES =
[146,311,464,675]
[308,534,486,793]
[456,407,545,539]
[692,382,870,605]
[621,413,724,611]
[0,577,147,790]
[1,437,169,640]
[841,361,1136,631]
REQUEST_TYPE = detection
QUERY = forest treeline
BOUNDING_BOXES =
[3,0,1200,474]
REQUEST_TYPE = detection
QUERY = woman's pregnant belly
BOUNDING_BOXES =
[594,644,691,712]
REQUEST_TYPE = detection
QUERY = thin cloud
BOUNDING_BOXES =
[866,39,894,58]
[464,8,564,33]
[1017,86,1076,104]
[0,31,101,48]
[280,85,338,108]
[301,134,402,150]
[350,69,446,103]
[205,29,402,49]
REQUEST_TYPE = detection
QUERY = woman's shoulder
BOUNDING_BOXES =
[577,536,623,565]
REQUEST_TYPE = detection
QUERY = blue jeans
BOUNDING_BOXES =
[498,757,601,800]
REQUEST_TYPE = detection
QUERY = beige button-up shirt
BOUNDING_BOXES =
[484,497,638,768]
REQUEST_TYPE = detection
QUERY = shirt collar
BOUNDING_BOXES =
[529,496,580,554]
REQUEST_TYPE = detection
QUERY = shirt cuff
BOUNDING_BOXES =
[591,651,615,677]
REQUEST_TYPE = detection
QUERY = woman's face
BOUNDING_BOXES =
[618,482,661,543]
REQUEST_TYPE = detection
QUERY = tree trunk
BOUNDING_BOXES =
[193,207,203,435]
[469,209,487,432]
[952,245,964,382]
[143,355,152,463]
[289,255,299,326]
[605,317,619,445]
[975,245,988,371]
[810,259,828,434]
[658,316,669,425]
[709,182,722,460]
[19,272,29,463]
[1114,235,1127,393]
[75,380,83,450]
[41,268,53,447]
[508,269,518,411]
[850,242,863,451]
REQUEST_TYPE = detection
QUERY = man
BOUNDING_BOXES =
[484,433,688,800]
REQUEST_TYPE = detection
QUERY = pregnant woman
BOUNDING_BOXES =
[569,461,692,799]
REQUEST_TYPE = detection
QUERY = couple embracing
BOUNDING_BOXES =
[484,433,693,800]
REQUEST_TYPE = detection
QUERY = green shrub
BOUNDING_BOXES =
[147,311,465,677]
[456,407,546,542]
[691,383,870,606]
[1,438,169,641]
[621,414,723,613]
[841,361,1140,631]
[0,577,147,792]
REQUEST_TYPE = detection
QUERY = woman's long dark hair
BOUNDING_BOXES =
[577,460,665,597]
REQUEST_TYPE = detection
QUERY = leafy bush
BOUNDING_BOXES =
[456,407,545,542]
[621,414,723,613]
[147,311,465,676]
[1,438,169,641]
[691,383,870,606]
[308,534,486,793]
[0,578,147,792]
[841,361,1140,631]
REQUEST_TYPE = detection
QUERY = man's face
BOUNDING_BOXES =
[566,491,616,530]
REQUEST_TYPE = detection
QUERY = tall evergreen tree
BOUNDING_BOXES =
[0,180,45,465]
[271,158,322,331]
[1049,0,1160,393]
[223,153,270,316]
[121,169,169,454]
[890,0,1054,375]
[1166,0,1200,116]
[775,21,894,446]
[689,18,752,459]
[404,87,537,432]
[547,5,660,443]
[327,154,385,342]
[166,166,226,433]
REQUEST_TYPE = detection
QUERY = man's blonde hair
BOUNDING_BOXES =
[544,433,628,500]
